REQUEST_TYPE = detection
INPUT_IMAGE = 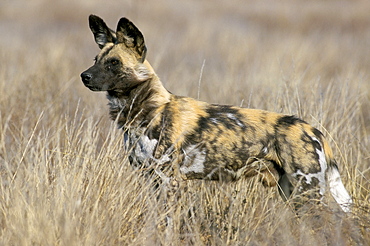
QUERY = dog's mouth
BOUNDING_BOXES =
[84,84,102,91]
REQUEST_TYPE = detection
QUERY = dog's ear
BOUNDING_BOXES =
[116,17,147,62]
[89,15,116,49]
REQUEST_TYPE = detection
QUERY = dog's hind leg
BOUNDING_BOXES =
[277,173,294,202]
[277,132,352,212]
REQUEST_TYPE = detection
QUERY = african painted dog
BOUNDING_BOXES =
[81,15,352,212]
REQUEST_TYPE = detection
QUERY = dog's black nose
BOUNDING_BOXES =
[81,72,92,83]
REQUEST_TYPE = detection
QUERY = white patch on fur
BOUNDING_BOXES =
[312,137,328,195]
[131,135,171,165]
[108,96,126,111]
[262,147,268,154]
[180,145,206,174]
[134,135,158,162]
[134,64,151,81]
[226,113,245,128]
[210,118,219,124]
[327,167,353,213]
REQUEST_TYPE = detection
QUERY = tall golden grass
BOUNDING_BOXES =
[0,0,369,245]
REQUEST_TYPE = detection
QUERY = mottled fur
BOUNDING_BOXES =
[81,15,352,212]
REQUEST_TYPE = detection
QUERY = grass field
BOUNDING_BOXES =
[1,0,370,245]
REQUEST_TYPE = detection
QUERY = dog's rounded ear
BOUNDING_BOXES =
[116,18,147,62]
[89,15,116,49]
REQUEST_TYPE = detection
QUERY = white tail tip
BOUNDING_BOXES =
[327,167,352,212]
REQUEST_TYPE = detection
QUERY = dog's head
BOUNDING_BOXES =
[81,15,151,92]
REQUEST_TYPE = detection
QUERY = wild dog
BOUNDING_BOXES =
[81,15,352,212]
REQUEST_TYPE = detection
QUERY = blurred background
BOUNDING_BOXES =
[1,0,369,244]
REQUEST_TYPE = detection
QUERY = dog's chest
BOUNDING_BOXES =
[125,132,171,168]
[124,131,208,175]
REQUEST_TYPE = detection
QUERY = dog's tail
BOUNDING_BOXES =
[326,161,353,212]
[322,139,353,212]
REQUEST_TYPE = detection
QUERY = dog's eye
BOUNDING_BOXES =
[110,59,119,66]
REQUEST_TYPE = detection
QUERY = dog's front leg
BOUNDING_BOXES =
[154,168,180,243]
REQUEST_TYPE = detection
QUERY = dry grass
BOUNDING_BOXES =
[1,0,370,245]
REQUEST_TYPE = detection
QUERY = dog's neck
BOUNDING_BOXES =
[107,60,171,130]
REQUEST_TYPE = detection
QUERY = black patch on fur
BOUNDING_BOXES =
[312,127,323,138]
[311,127,324,150]
[185,105,249,149]
[311,138,322,151]
[277,115,306,127]
[301,132,313,144]
[205,105,246,130]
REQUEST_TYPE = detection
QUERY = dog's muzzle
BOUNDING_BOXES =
[80,71,101,91]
